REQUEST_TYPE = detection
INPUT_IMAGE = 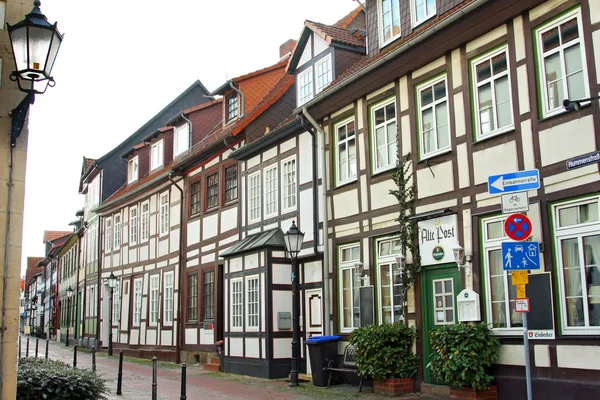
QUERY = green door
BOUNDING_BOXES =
[422,265,461,384]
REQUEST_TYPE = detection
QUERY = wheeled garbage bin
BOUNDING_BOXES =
[305,335,341,387]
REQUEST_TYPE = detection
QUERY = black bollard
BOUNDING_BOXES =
[152,356,157,400]
[92,347,96,371]
[25,337,29,358]
[73,345,77,369]
[45,339,49,359]
[180,363,187,400]
[18,337,21,362]
[116,350,123,395]
[35,338,39,358]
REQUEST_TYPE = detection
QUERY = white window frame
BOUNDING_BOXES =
[128,156,138,184]
[471,46,514,140]
[112,280,120,324]
[263,165,278,218]
[163,271,174,326]
[553,196,600,335]
[105,217,112,252]
[113,213,121,250]
[230,278,243,331]
[159,192,169,237]
[339,243,361,333]
[335,117,357,186]
[149,274,160,326]
[411,0,436,28]
[297,67,314,106]
[173,124,190,158]
[370,98,398,173]
[133,278,142,327]
[282,156,297,213]
[141,201,150,242]
[535,8,589,119]
[417,75,451,160]
[151,140,164,170]
[376,237,403,325]
[377,0,401,48]
[248,172,261,223]
[315,54,332,94]
[129,205,138,246]
[245,275,260,331]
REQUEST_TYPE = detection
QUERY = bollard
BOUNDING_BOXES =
[73,345,77,369]
[25,337,29,358]
[180,363,187,400]
[152,356,158,400]
[92,347,96,372]
[45,339,49,359]
[116,350,123,395]
[18,337,21,362]
[35,338,39,358]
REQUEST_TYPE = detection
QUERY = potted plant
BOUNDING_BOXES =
[350,323,418,395]
[428,322,501,399]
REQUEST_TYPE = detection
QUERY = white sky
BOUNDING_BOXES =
[21,0,361,275]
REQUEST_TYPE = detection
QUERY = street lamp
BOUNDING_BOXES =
[563,96,600,112]
[106,272,118,356]
[395,250,406,276]
[283,221,305,387]
[452,243,471,275]
[65,286,73,347]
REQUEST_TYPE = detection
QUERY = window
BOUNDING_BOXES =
[159,192,169,236]
[335,117,357,185]
[113,214,121,250]
[128,157,138,183]
[133,278,142,326]
[378,0,401,46]
[417,75,450,159]
[112,280,120,324]
[174,124,190,157]
[187,274,198,321]
[105,218,112,252]
[246,276,259,330]
[264,166,278,218]
[411,0,436,27]
[224,164,238,203]
[481,215,522,333]
[190,181,201,215]
[535,8,589,118]
[151,140,164,170]
[141,201,149,242]
[150,275,159,325]
[206,172,218,210]
[297,68,313,106]
[282,157,296,212]
[164,271,174,325]
[339,244,361,332]
[227,94,239,122]
[554,197,600,334]
[249,172,261,222]
[376,237,403,324]
[371,99,398,172]
[231,278,243,329]
[129,206,138,245]
[315,55,332,94]
[203,270,214,320]
[472,47,513,139]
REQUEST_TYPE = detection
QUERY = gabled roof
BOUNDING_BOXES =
[211,58,291,95]
[220,228,286,258]
[333,6,364,29]
[43,231,71,243]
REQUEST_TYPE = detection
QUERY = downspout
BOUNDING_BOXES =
[229,81,245,119]
[301,107,331,335]
[169,172,185,364]
[301,118,321,257]
[96,220,102,347]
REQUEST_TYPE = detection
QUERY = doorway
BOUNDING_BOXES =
[304,288,323,374]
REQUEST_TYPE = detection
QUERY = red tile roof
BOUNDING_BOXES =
[184,98,223,115]
[25,257,44,285]
[27,257,44,270]
[42,231,71,243]
[305,20,365,48]
[232,57,290,84]
[333,6,363,29]
[85,158,95,171]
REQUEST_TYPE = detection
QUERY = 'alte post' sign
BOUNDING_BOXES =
[418,214,458,266]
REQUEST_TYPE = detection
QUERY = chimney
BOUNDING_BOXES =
[279,39,297,59]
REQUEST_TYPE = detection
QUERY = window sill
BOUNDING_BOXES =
[335,177,358,190]
[560,328,600,336]
[379,34,402,50]
[474,126,515,144]
[418,148,452,163]
[539,102,592,126]
[372,164,396,178]
[412,13,436,30]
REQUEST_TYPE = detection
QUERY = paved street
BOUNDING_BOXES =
[18,335,442,399]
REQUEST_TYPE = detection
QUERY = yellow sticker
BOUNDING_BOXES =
[33,62,40,70]
[512,270,529,286]
[516,284,526,298]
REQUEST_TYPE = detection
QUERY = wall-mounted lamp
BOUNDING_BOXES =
[353,261,365,287]
[452,244,471,276]
[395,251,406,276]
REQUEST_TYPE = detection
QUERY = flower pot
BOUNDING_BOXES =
[373,377,414,396]
[449,386,497,400]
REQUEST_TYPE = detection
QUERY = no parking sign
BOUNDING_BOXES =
[504,213,532,241]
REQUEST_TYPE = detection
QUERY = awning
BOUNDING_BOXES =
[220,228,286,258]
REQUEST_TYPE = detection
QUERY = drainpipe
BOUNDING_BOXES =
[228,81,245,119]
[301,118,321,257]
[301,107,331,335]
[169,173,185,364]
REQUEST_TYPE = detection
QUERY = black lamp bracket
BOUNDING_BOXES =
[9,93,35,147]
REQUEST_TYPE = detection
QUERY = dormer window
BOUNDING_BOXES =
[227,94,239,122]
[315,55,332,94]
[174,124,190,157]
[411,0,436,27]
[151,140,164,170]
[128,156,138,183]
[297,68,314,106]
[378,0,401,47]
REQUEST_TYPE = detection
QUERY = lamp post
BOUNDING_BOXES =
[65,286,73,347]
[106,272,117,356]
[283,221,305,387]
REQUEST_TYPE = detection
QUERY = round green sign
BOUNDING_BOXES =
[432,245,444,261]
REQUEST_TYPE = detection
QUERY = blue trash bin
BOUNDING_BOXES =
[306,335,341,386]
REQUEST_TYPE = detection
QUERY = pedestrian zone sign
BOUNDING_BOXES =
[502,242,540,270]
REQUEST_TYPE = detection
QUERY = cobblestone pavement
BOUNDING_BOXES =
[18,335,444,400]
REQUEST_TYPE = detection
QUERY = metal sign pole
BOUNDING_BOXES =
[523,312,532,400]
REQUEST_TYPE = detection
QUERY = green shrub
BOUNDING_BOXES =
[428,322,501,391]
[17,357,108,400]
[349,323,418,381]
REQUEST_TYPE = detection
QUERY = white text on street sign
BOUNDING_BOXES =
[488,169,540,195]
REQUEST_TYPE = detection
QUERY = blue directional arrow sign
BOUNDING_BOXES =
[502,242,540,271]
[488,169,540,195]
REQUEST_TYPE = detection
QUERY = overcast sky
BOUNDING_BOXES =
[21,0,360,275]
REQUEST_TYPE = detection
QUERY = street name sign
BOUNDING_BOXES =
[501,191,529,214]
[488,169,540,195]
[504,213,532,241]
[515,298,530,313]
[566,151,600,170]
[502,242,540,270]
